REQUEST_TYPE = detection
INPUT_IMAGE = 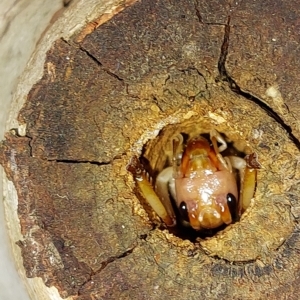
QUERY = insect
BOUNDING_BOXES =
[127,129,260,230]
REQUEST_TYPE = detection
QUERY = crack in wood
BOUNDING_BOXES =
[54,159,112,166]
[79,44,125,83]
[217,15,300,150]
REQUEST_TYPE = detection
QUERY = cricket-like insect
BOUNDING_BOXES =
[128,129,260,230]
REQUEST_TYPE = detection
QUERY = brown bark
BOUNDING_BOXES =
[1,0,300,299]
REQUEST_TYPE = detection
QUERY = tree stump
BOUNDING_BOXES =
[1,0,300,299]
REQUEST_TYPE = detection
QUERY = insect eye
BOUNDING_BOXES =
[179,201,189,222]
[227,193,237,221]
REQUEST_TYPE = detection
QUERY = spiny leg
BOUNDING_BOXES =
[228,156,257,214]
[241,168,257,212]
[242,153,261,211]
[127,156,175,226]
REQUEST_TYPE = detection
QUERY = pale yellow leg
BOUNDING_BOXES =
[241,153,261,211]
[127,156,175,227]
[240,168,257,212]
[228,156,257,213]
[137,174,175,226]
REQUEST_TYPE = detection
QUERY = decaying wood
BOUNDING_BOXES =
[1,0,300,299]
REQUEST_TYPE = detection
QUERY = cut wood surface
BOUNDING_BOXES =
[1,0,300,299]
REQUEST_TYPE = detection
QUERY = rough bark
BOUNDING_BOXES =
[1,0,300,299]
